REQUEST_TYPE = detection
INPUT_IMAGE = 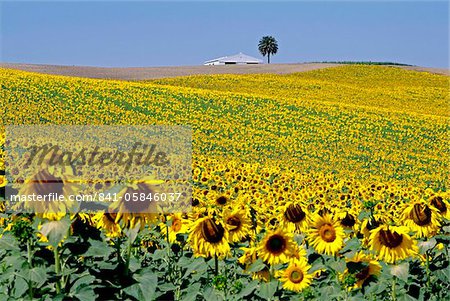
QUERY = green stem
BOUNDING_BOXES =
[425,251,431,291]
[214,254,219,276]
[27,239,33,268]
[165,217,173,279]
[391,276,397,301]
[125,238,132,277]
[224,265,228,300]
[54,246,61,294]
[116,238,122,263]
[27,240,33,299]
[165,220,170,248]
[270,264,275,282]
[28,281,33,299]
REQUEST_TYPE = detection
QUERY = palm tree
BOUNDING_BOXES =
[258,36,278,64]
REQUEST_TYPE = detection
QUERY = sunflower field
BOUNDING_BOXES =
[0,65,449,300]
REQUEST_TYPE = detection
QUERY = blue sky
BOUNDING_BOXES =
[1,1,448,67]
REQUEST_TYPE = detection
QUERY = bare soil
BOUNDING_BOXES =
[0,62,448,80]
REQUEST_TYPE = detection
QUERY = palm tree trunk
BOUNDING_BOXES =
[268,54,270,64]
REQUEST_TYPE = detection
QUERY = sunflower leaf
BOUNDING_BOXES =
[341,238,361,255]
[184,257,207,277]
[347,261,368,274]
[12,276,28,299]
[328,260,346,274]
[247,259,266,273]
[29,266,47,288]
[39,217,71,248]
[124,221,141,244]
[73,285,97,301]
[0,233,20,252]
[124,269,157,301]
[390,262,409,282]
[237,280,258,297]
[84,239,111,258]
[418,237,437,253]
[258,280,278,299]
[434,234,450,245]
[182,282,201,301]
[202,286,223,301]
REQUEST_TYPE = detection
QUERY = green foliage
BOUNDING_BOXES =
[10,218,34,245]
[0,217,449,300]
[314,61,413,66]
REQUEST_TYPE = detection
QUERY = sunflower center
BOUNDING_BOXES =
[269,218,279,227]
[430,196,446,214]
[378,229,403,248]
[192,198,200,207]
[30,170,65,197]
[411,204,432,226]
[284,204,306,223]
[226,216,241,231]
[122,183,156,212]
[171,219,182,232]
[104,212,117,223]
[319,224,336,242]
[341,213,356,227]
[366,219,380,231]
[318,208,331,216]
[216,196,228,206]
[201,218,225,243]
[266,234,286,255]
[289,269,304,284]
[355,266,370,280]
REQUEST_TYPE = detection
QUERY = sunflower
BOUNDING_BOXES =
[428,194,449,219]
[238,247,257,266]
[289,244,306,262]
[188,216,230,258]
[206,190,232,208]
[215,194,230,206]
[238,247,270,282]
[223,208,251,243]
[342,252,381,289]
[160,213,190,243]
[278,258,313,292]
[402,200,441,238]
[0,201,5,214]
[336,210,360,233]
[360,217,384,245]
[369,225,418,263]
[111,177,164,227]
[252,268,271,282]
[307,214,345,256]
[94,210,122,238]
[280,202,309,233]
[15,167,79,216]
[0,175,7,188]
[257,229,296,265]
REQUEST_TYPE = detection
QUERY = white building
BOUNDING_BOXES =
[204,52,263,65]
